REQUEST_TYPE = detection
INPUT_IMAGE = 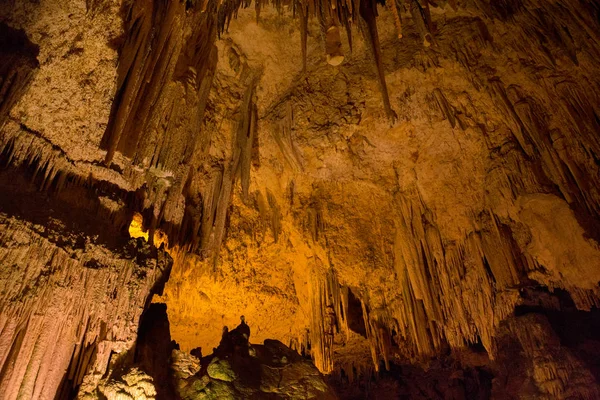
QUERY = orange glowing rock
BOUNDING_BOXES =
[129,212,149,241]
[129,212,170,250]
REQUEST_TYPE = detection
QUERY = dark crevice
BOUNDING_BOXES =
[347,288,367,337]
[0,22,39,127]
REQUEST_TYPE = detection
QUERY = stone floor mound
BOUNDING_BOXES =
[173,318,338,400]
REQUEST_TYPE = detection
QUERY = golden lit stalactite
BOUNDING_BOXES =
[409,0,432,47]
[106,0,436,256]
[359,0,397,123]
[298,0,309,72]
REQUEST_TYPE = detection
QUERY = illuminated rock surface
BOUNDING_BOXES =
[1,0,600,398]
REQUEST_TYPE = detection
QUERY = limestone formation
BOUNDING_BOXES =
[2,0,600,398]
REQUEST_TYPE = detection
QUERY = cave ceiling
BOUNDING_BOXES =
[1,0,600,398]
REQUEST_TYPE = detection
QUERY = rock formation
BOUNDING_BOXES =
[171,318,338,399]
[0,174,172,399]
[2,0,600,398]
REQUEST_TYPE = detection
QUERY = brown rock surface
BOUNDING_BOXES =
[0,173,171,399]
[1,0,600,398]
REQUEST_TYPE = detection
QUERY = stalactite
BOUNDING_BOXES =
[266,189,282,242]
[0,24,39,130]
[358,0,397,122]
[422,0,434,34]
[306,268,355,373]
[236,77,259,201]
[316,0,331,52]
[388,0,403,38]
[308,270,330,372]
[299,1,310,72]
[272,102,303,171]
[307,202,325,242]
[360,300,380,371]
[409,0,432,47]
[325,24,345,66]
[338,286,351,343]
[255,0,262,22]
[433,88,456,128]
[487,78,534,157]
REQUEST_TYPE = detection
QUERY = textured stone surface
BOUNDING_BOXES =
[1,0,600,398]
[87,368,157,400]
[161,0,600,379]
[0,205,171,399]
[206,358,237,382]
[172,321,337,399]
[0,0,122,161]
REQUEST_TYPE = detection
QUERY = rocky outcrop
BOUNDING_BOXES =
[77,303,177,400]
[499,313,599,399]
[171,319,338,399]
[86,368,157,400]
[133,303,178,399]
[77,313,338,400]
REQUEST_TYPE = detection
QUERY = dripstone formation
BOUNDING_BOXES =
[2,0,600,398]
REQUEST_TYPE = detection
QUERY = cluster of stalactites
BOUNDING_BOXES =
[299,270,348,373]
[0,215,171,400]
[214,0,438,121]
[301,269,399,376]
[297,188,600,376]
[294,0,436,121]
[94,0,441,258]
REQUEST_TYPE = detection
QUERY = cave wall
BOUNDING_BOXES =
[162,0,600,380]
[0,169,172,399]
[0,2,173,397]
[1,0,600,398]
